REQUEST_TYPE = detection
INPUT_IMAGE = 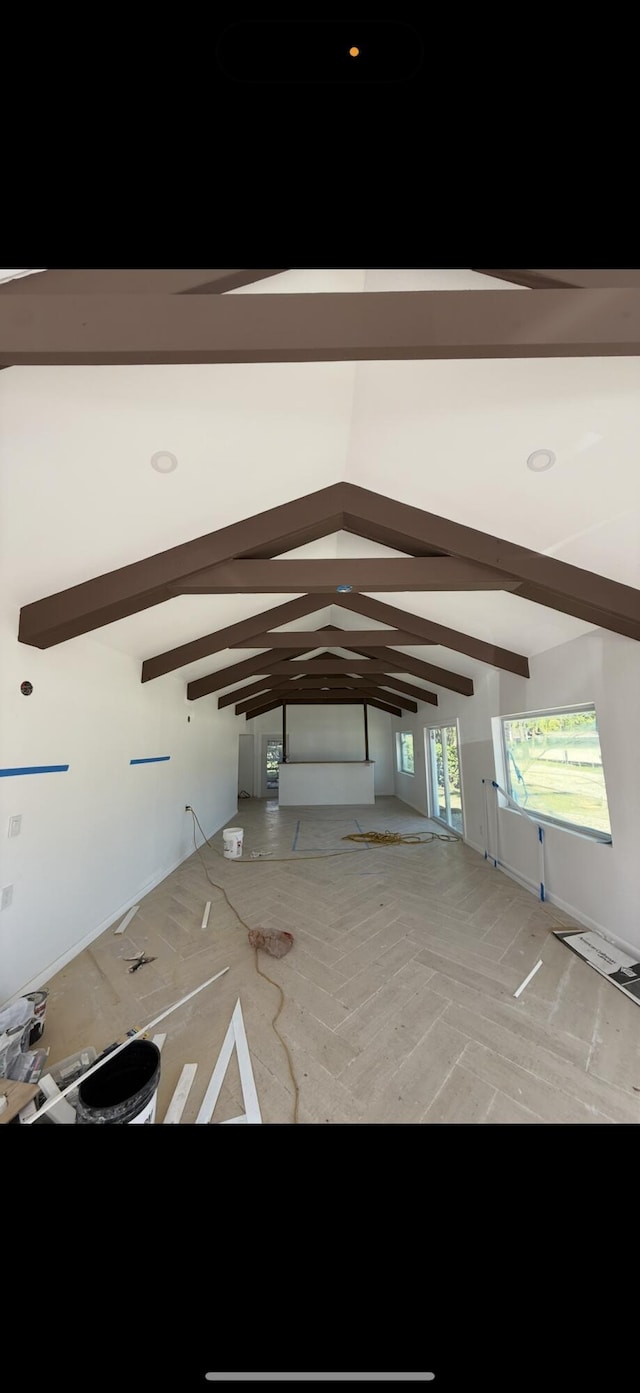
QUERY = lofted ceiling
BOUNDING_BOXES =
[1,268,639,716]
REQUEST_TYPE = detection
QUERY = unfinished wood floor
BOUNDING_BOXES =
[42,797,640,1124]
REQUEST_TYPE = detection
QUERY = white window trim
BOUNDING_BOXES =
[396,731,415,776]
[495,703,612,843]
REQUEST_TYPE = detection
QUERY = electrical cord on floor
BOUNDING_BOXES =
[188,811,301,1123]
[185,806,459,1121]
[185,805,568,1117]
[190,807,459,864]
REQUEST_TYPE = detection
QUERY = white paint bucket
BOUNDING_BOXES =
[223,827,244,859]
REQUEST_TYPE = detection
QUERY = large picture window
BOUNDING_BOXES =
[397,732,415,775]
[500,705,611,839]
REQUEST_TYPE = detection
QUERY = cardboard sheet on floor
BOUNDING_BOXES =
[196,999,262,1125]
[555,929,640,1007]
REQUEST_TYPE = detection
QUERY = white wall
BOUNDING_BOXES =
[392,633,640,953]
[247,705,394,795]
[0,615,239,1003]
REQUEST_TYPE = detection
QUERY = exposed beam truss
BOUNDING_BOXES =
[5,288,640,368]
[20,481,638,653]
[244,696,403,720]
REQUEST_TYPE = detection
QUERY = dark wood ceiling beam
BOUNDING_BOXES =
[299,672,439,706]
[217,674,302,708]
[187,648,311,701]
[473,269,640,291]
[172,556,511,594]
[7,288,640,367]
[254,658,473,694]
[511,582,640,641]
[335,594,530,677]
[244,696,403,720]
[338,483,640,641]
[141,594,326,682]
[230,628,438,649]
[233,669,439,707]
[313,634,472,695]
[19,480,639,651]
[0,269,286,295]
[236,688,417,715]
[18,483,345,648]
[341,651,473,694]
[472,269,579,290]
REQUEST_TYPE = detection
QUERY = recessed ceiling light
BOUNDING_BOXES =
[526,449,556,473]
[336,584,352,593]
[151,451,178,473]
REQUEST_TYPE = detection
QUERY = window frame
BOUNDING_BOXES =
[396,731,415,776]
[497,702,612,843]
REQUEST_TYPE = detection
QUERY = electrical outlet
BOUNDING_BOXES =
[8,815,22,838]
[1,885,13,911]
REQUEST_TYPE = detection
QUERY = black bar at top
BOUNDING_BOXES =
[217,23,424,83]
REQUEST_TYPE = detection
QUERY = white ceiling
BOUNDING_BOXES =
[1,268,638,700]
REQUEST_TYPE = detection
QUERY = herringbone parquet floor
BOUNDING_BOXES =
[42,797,640,1123]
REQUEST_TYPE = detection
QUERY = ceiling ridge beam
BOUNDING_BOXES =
[334,594,530,677]
[229,628,439,649]
[171,556,510,592]
[141,594,328,682]
[19,478,640,653]
[236,688,418,715]
[188,648,316,701]
[244,696,403,720]
[0,270,287,296]
[337,482,640,640]
[241,658,473,695]
[7,289,640,369]
[18,483,348,648]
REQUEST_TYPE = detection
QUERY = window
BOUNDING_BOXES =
[397,732,415,775]
[500,705,611,839]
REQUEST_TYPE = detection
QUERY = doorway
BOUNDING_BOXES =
[426,722,464,834]
[238,733,254,798]
[261,736,284,798]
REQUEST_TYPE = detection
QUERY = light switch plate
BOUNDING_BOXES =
[8,815,22,838]
[1,885,13,911]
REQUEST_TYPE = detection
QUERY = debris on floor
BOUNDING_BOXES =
[114,904,140,935]
[0,995,50,1084]
[513,958,543,999]
[555,928,640,1007]
[196,998,261,1124]
[26,965,229,1123]
[248,927,294,958]
[124,952,157,973]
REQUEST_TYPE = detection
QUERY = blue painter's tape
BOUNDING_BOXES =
[291,819,301,852]
[129,757,171,765]
[0,764,69,777]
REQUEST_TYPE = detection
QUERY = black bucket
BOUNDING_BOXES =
[75,1041,161,1125]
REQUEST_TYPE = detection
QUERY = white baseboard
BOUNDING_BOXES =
[394,791,429,818]
[464,837,640,958]
[3,806,237,1005]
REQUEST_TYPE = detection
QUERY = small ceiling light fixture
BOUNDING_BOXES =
[526,448,556,473]
[349,46,360,57]
[151,451,178,474]
[336,584,352,593]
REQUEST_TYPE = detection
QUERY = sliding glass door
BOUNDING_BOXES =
[427,724,463,834]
